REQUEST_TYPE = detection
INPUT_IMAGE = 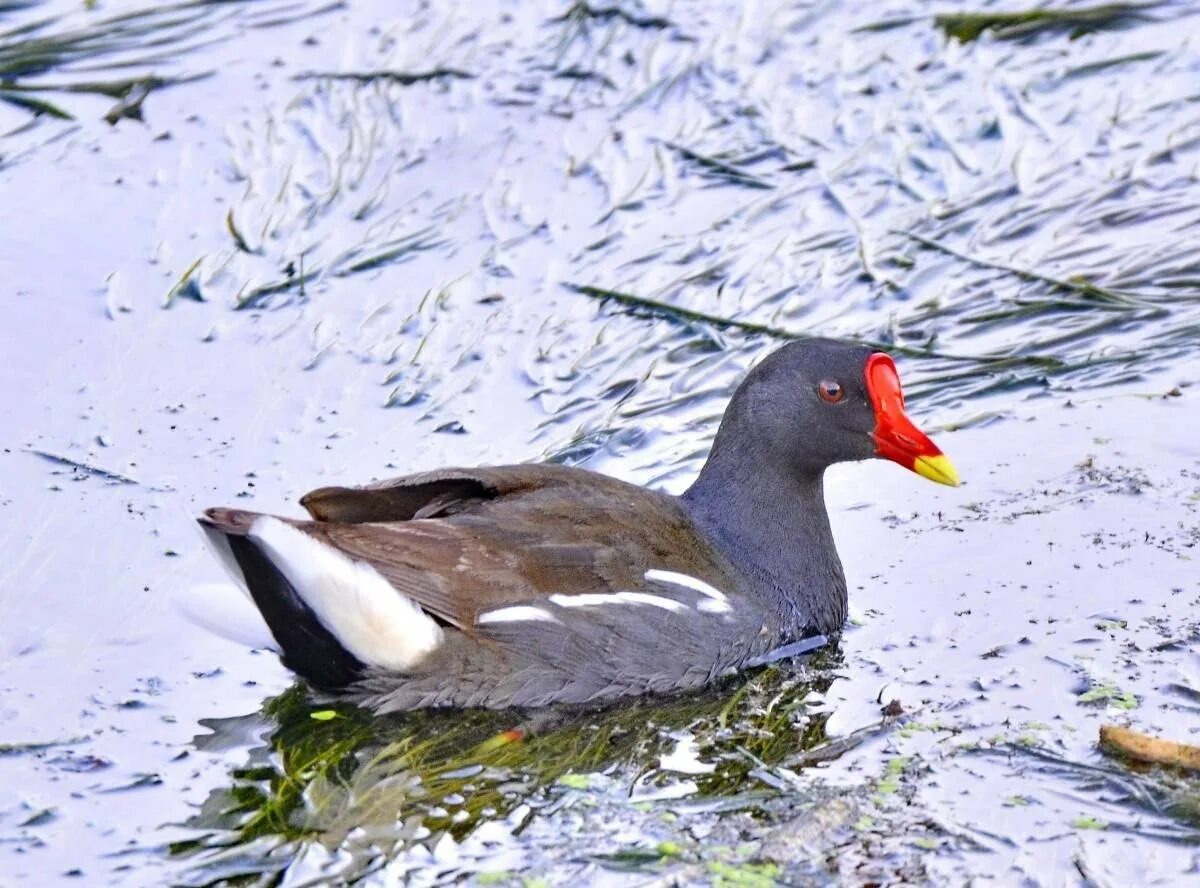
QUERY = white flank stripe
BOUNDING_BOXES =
[644,569,731,614]
[476,605,561,625]
[549,592,686,612]
[248,517,442,671]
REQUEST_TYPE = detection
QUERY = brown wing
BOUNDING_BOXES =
[208,465,737,632]
[305,466,731,629]
[299,464,608,523]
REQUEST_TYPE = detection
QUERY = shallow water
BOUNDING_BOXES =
[1,0,1199,884]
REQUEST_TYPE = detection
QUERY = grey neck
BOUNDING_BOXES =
[680,449,848,637]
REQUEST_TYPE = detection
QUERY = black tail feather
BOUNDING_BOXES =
[214,527,364,691]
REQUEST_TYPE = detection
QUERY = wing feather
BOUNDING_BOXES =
[218,464,739,638]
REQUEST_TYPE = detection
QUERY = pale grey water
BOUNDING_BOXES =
[1,0,1199,884]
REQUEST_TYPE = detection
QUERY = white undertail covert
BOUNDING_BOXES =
[248,517,443,670]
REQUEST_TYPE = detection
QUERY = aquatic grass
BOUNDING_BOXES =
[663,140,775,190]
[555,65,618,90]
[233,228,444,310]
[851,16,929,35]
[560,137,1200,403]
[25,448,165,489]
[895,230,1168,310]
[1059,48,1166,79]
[329,228,446,276]
[0,735,90,755]
[293,68,475,86]
[0,87,70,117]
[165,256,205,307]
[234,265,320,310]
[224,209,257,256]
[6,0,1200,881]
[979,743,1200,835]
[935,2,1163,43]
[0,3,219,80]
[565,282,800,339]
[175,659,840,882]
[563,282,1082,385]
[821,180,903,291]
[549,2,673,31]
[618,60,706,114]
[0,0,334,123]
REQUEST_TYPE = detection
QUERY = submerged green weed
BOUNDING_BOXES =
[175,657,839,882]
[936,2,1162,42]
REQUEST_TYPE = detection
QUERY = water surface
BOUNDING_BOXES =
[1,0,1199,884]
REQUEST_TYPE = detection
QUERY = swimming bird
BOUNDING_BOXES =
[197,339,958,711]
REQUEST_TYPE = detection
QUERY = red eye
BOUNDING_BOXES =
[818,379,844,403]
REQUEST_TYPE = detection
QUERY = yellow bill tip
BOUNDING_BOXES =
[913,454,961,487]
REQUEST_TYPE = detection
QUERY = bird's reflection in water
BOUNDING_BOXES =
[174,650,839,883]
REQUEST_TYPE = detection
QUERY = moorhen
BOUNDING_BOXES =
[197,339,957,711]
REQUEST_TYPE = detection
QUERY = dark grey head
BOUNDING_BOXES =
[723,338,878,476]
[690,338,959,488]
[681,338,957,639]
